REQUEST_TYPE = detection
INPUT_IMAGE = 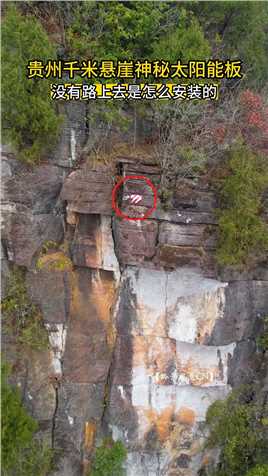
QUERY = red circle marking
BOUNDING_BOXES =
[112,175,157,221]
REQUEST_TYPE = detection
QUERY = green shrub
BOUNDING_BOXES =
[190,1,268,87]
[216,145,268,266]
[36,250,73,271]
[152,7,211,63]
[1,268,49,350]
[1,362,53,476]
[40,240,59,254]
[67,2,211,62]
[245,465,268,476]
[257,317,268,351]
[205,387,268,476]
[89,438,127,476]
[1,5,60,163]
[66,2,164,59]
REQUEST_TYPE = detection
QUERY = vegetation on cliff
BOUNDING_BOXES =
[245,465,268,476]
[191,1,268,86]
[203,305,268,476]
[1,268,49,350]
[36,250,73,272]
[1,363,53,476]
[204,386,268,476]
[3,1,268,162]
[217,145,268,266]
[89,438,127,476]
[257,317,268,352]
[1,5,60,163]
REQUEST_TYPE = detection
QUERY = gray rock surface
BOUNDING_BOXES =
[60,168,114,215]
[2,162,64,267]
[50,102,87,168]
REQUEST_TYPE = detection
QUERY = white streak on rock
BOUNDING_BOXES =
[68,415,74,426]
[45,324,67,375]
[100,215,120,280]
[70,129,76,166]
[118,385,125,400]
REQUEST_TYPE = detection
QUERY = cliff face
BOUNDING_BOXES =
[2,125,268,476]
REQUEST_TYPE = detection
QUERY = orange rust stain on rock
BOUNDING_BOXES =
[70,270,116,343]
[91,272,116,323]
[177,357,221,386]
[91,272,117,348]
[156,407,175,441]
[202,454,211,466]
[82,459,91,476]
[145,406,175,441]
[196,319,215,343]
[69,271,85,321]
[177,406,196,426]
[135,308,168,338]
[132,336,176,383]
[84,226,102,268]
[152,315,167,337]
[132,337,149,367]
[191,367,219,386]
[196,295,222,344]
[84,421,96,453]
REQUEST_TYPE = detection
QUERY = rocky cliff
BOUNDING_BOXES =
[2,112,268,476]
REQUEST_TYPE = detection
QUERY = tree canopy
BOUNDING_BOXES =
[1,4,60,163]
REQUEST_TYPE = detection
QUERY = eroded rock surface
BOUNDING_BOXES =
[1,159,64,267]
[106,268,234,475]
